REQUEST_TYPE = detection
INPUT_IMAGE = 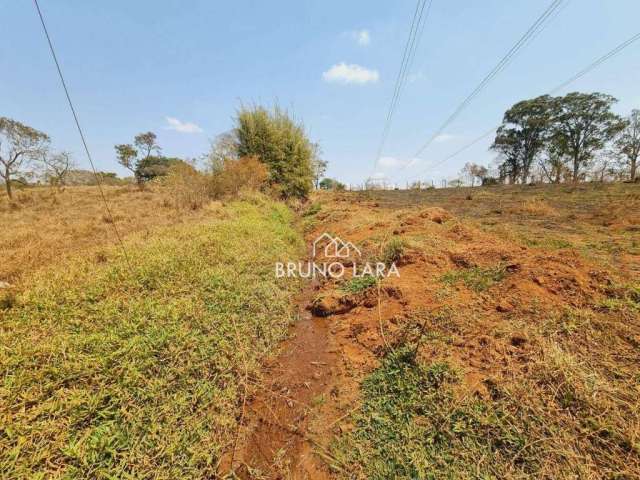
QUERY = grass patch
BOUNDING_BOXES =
[379,238,405,266]
[341,275,377,294]
[0,196,303,479]
[440,264,506,292]
[331,347,537,479]
[302,202,321,217]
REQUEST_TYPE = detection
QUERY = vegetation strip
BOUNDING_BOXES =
[0,195,303,479]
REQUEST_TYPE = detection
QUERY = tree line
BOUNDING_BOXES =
[1,105,328,200]
[484,91,638,185]
[456,92,639,186]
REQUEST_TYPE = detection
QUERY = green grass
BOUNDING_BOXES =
[440,264,507,292]
[379,238,405,266]
[0,196,303,479]
[302,202,321,217]
[331,347,537,479]
[341,275,377,294]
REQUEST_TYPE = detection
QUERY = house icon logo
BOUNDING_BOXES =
[312,233,362,259]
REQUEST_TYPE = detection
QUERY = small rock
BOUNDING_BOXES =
[0,281,11,289]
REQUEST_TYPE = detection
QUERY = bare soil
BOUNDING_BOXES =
[225,183,640,479]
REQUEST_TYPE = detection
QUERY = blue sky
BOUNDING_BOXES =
[2,0,640,186]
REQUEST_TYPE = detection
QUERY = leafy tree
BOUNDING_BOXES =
[550,92,624,183]
[615,109,640,182]
[42,151,75,189]
[115,132,164,184]
[115,144,138,175]
[135,156,184,182]
[0,117,50,198]
[538,148,569,184]
[491,95,552,184]
[235,105,314,199]
[491,128,523,184]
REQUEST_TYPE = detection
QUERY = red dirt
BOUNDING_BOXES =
[222,188,640,478]
[220,281,337,479]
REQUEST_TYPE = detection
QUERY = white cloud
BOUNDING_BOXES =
[322,63,379,85]
[164,116,203,134]
[433,133,456,143]
[353,29,371,46]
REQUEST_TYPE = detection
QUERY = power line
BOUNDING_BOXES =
[372,0,433,174]
[412,0,565,158]
[415,30,640,178]
[33,0,133,270]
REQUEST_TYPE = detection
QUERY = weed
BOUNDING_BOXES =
[331,347,537,479]
[341,275,377,294]
[379,238,405,266]
[440,264,507,292]
[302,202,321,217]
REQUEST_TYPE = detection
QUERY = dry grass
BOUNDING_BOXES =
[0,185,216,284]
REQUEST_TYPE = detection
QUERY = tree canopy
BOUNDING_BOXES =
[0,117,50,198]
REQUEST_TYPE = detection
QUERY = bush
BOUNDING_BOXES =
[210,156,268,198]
[235,105,314,199]
[136,156,185,182]
[164,162,210,210]
[319,177,346,191]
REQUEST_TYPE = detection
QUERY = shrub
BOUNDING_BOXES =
[235,105,314,199]
[164,162,210,210]
[319,177,346,191]
[135,156,185,182]
[210,156,268,198]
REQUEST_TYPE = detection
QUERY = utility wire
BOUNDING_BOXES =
[33,0,133,270]
[372,0,433,174]
[412,0,564,158]
[415,30,640,178]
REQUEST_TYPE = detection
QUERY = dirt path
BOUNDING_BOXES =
[224,280,338,479]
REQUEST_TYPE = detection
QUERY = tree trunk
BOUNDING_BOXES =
[5,178,12,199]
[631,156,638,182]
[572,155,580,183]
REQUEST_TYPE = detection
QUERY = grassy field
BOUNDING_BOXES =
[2,182,639,478]
[0,185,218,284]
[0,190,303,478]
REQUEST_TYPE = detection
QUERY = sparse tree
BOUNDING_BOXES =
[207,131,237,173]
[550,92,625,183]
[134,132,161,161]
[615,109,640,182]
[115,132,163,186]
[0,117,50,199]
[42,151,75,190]
[310,143,327,189]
